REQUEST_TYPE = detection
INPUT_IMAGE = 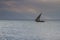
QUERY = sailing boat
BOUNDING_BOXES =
[35,12,45,22]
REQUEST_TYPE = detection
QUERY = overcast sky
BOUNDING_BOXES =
[0,0,60,20]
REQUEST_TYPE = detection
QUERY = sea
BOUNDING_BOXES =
[0,20,60,40]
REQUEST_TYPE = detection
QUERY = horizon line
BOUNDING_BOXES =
[0,19,60,21]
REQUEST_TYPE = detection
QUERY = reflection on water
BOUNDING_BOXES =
[0,20,60,40]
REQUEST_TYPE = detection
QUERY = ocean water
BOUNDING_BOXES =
[0,20,60,40]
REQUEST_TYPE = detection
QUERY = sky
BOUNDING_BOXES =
[0,0,60,20]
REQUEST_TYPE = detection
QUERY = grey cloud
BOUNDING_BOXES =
[0,0,60,19]
[0,0,24,1]
[0,10,36,20]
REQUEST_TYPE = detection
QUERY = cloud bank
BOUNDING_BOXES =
[0,0,60,19]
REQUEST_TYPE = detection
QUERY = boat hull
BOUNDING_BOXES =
[35,20,45,22]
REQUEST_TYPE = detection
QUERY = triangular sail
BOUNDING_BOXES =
[35,12,42,22]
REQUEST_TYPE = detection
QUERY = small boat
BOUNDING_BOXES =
[35,12,45,22]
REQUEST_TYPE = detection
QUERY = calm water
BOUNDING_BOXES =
[0,20,60,40]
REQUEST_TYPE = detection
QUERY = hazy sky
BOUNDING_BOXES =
[0,0,60,20]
